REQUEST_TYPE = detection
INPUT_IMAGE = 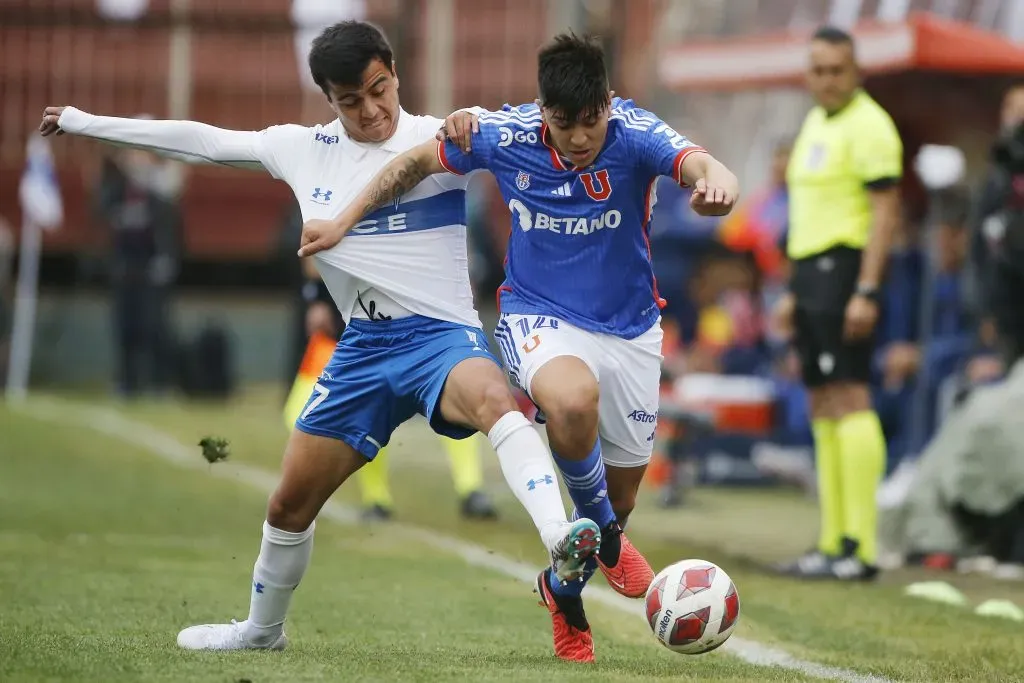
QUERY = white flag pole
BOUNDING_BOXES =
[5,219,42,403]
[6,135,63,404]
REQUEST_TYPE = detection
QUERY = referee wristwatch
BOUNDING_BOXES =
[854,283,881,304]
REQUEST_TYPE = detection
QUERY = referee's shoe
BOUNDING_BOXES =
[775,538,878,581]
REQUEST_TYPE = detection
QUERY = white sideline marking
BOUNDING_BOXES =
[13,397,890,683]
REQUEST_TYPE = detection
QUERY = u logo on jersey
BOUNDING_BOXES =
[580,170,612,201]
[516,170,531,191]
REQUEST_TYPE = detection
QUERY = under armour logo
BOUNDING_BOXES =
[311,187,333,202]
[527,475,554,491]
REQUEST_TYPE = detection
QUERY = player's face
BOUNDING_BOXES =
[806,40,859,113]
[541,103,610,169]
[326,58,401,143]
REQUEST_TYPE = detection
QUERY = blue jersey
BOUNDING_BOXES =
[438,98,705,339]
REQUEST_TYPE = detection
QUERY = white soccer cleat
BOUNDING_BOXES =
[550,518,602,583]
[176,619,288,651]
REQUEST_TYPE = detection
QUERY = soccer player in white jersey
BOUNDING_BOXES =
[298,33,739,663]
[40,21,603,652]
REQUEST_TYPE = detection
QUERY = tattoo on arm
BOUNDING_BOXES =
[358,155,430,215]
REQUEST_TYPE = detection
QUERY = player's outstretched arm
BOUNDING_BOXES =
[681,152,740,217]
[297,139,445,257]
[39,105,267,170]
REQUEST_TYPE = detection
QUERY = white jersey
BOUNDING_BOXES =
[58,107,482,328]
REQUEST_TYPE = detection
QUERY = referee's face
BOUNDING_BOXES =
[807,40,859,114]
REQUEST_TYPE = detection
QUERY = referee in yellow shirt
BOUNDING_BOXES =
[776,27,902,581]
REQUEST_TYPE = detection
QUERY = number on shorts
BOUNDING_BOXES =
[301,382,330,420]
[515,316,559,336]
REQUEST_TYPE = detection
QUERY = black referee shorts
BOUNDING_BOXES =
[790,246,875,388]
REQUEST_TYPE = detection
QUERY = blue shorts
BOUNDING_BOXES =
[294,315,499,460]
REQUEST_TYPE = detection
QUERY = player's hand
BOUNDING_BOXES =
[298,218,347,257]
[843,294,878,341]
[435,110,479,153]
[689,175,737,217]
[772,292,796,341]
[39,106,68,136]
[305,301,336,338]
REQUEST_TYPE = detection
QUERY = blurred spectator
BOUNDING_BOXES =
[717,137,794,376]
[692,251,767,375]
[970,84,1024,367]
[649,180,721,345]
[892,357,1024,576]
[719,138,791,285]
[711,141,813,446]
[874,188,991,468]
[93,148,183,398]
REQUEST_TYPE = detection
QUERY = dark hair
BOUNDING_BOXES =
[812,25,855,48]
[308,21,393,92]
[537,32,609,122]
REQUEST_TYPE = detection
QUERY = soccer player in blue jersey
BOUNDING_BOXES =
[299,33,738,662]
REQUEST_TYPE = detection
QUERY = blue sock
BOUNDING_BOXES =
[550,557,597,597]
[551,441,615,529]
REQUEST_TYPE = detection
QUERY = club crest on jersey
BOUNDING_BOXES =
[515,170,531,191]
[580,169,612,201]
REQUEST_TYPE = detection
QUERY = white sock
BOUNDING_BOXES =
[488,412,569,552]
[243,520,315,644]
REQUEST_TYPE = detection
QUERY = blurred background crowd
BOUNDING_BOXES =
[3,0,1024,572]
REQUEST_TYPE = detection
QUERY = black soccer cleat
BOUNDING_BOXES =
[776,538,879,581]
[774,548,838,579]
[360,504,393,522]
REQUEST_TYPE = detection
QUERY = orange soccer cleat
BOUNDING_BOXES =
[535,568,595,663]
[597,526,655,598]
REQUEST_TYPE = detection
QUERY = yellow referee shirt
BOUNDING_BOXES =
[786,89,902,260]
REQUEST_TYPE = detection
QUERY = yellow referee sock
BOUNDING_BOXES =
[812,419,843,556]
[442,436,483,498]
[357,447,394,509]
[836,410,886,565]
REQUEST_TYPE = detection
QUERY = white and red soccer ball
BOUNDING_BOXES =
[644,559,740,655]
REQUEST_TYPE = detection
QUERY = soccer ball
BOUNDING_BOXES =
[644,558,740,655]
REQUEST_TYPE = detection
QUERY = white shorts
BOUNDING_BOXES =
[494,313,663,468]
